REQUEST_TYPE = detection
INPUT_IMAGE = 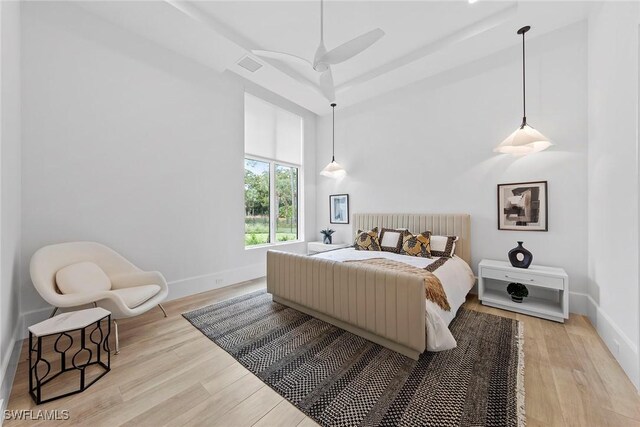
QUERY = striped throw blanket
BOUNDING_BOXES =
[343,258,451,311]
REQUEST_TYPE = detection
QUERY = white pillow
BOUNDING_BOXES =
[430,235,458,258]
[56,262,111,294]
[379,228,408,253]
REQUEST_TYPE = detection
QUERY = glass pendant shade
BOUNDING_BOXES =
[494,123,552,156]
[497,26,551,156]
[320,160,346,178]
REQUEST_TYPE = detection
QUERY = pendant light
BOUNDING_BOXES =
[495,26,552,156]
[320,103,346,178]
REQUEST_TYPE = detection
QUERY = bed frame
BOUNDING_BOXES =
[267,213,471,359]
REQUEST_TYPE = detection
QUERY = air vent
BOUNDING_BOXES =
[237,56,263,73]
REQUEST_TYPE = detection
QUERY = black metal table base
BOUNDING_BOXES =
[29,314,111,404]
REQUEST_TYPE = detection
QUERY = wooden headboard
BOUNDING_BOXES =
[352,213,472,265]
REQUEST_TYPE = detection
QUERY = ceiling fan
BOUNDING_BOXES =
[252,0,385,102]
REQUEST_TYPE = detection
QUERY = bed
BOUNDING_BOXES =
[266,213,474,359]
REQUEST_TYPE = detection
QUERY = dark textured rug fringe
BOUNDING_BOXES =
[517,322,526,427]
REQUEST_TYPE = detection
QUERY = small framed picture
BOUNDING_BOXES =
[329,194,349,224]
[498,181,548,231]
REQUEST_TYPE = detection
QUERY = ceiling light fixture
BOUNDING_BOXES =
[468,0,479,4]
[494,26,552,156]
[320,103,346,178]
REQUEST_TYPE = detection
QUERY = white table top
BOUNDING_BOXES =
[29,308,111,337]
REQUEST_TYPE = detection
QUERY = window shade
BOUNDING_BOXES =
[245,93,302,165]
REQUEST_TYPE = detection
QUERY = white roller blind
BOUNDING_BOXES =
[245,93,302,165]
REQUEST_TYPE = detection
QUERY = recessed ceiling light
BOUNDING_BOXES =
[469,0,478,3]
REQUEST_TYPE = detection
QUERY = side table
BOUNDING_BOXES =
[28,307,111,404]
[478,259,569,322]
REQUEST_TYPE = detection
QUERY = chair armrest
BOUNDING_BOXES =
[109,271,168,290]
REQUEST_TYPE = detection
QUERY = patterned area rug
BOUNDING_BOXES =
[183,290,525,427]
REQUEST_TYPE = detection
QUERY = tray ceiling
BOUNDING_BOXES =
[76,0,593,115]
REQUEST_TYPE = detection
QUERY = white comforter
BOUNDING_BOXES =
[312,248,475,352]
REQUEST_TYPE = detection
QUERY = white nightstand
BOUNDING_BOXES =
[478,259,569,322]
[307,241,351,255]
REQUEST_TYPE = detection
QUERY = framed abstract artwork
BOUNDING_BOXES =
[329,194,349,224]
[497,181,548,231]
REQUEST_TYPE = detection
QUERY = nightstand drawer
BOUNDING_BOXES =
[481,267,564,290]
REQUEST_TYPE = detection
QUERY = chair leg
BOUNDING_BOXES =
[48,307,59,318]
[158,303,168,318]
[113,319,120,355]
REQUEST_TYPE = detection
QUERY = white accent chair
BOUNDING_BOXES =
[30,242,169,354]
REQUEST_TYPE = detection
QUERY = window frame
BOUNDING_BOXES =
[244,154,302,249]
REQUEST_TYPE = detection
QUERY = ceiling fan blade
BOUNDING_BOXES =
[251,50,312,68]
[319,28,385,65]
[319,68,335,102]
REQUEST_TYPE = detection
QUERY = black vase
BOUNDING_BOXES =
[508,241,533,269]
[323,235,332,244]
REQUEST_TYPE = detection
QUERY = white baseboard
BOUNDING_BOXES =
[585,295,639,390]
[166,263,265,301]
[0,316,26,422]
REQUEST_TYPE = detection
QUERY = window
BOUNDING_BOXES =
[244,159,271,245]
[275,164,298,242]
[244,94,302,247]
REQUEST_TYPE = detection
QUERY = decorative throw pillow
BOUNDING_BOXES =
[401,231,432,258]
[379,228,408,253]
[430,235,458,258]
[354,227,382,251]
[56,262,111,294]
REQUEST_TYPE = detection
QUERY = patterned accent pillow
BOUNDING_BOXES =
[354,228,382,251]
[401,231,432,258]
[430,235,458,258]
[379,228,408,253]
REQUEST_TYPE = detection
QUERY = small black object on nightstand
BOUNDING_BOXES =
[508,241,533,268]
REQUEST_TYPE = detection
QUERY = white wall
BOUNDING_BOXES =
[0,0,23,408]
[12,0,640,396]
[587,1,640,389]
[317,23,588,308]
[20,2,316,321]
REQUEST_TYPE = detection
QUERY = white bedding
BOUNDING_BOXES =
[312,248,475,352]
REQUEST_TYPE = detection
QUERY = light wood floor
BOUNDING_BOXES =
[6,279,640,427]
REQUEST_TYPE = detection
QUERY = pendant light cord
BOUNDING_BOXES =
[320,0,324,42]
[521,30,526,126]
[331,103,336,162]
